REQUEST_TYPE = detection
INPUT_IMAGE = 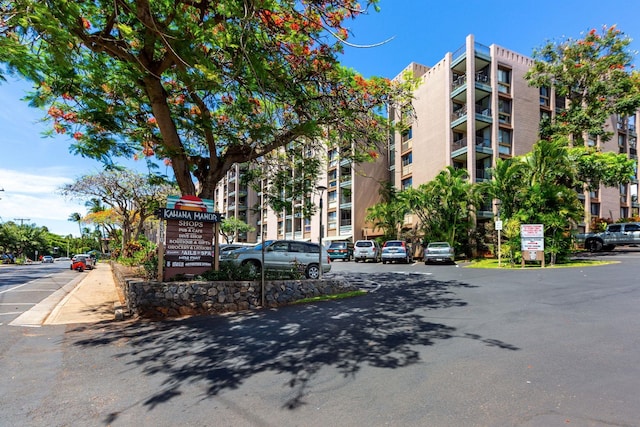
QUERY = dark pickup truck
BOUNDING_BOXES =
[575,222,640,252]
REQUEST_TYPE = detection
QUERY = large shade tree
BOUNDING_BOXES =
[1,0,413,198]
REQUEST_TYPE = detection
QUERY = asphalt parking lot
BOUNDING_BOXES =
[2,249,639,426]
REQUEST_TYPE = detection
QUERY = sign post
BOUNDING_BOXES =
[156,195,223,281]
[520,224,545,268]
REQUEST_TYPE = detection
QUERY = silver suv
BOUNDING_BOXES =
[353,240,381,263]
[221,240,331,279]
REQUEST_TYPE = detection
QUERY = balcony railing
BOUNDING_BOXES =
[475,72,490,84]
[452,105,467,120]
[452,74,467,90]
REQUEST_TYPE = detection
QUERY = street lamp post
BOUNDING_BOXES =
[316,185,327,279]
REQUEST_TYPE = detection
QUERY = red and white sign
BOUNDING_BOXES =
[521,224,544,251]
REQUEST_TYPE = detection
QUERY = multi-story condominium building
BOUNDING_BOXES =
[214,34,639,245]
[214,145,388,244]
[389,34,639,233]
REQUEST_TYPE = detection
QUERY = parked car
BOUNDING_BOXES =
[42,255,54,263]
[381,240,413,264]
[353,240,381,263]
[575,222,640,252]
[221,240,331,279]
[215,243,255,259]
[424,242,455,264]
[70,254,95,271]
[327,241,354,261]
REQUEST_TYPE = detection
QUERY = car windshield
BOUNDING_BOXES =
[428,243,450,248]
[356,241,373,247]
[330,243,346,248]
[385,241,403,247]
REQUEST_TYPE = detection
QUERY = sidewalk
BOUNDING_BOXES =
[44,262,123,325]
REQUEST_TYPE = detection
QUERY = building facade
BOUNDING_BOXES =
[214,34,639,245]
[214,145,388,244]
[390,34,639,232]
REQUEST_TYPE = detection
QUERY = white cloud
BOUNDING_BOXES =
[0,168,86,234]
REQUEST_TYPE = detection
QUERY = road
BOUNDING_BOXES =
[0,261,81,326]
[1,252,640,426]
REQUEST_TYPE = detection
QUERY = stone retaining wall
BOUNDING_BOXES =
[121,276,358,319]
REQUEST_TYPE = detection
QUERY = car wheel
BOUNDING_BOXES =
[382,260,386,264]
[587,239,603,252]
[305,263,320,279]
[242,260,262,276]
[354,258,359,263]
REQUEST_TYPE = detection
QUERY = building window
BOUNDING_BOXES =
[497,132,512,154]
[498,128,511,145]
[498,99,511,124]
[629,115,636,133]
[340,209,352,225]
[540,87,550,107]
[619,134,627,153]
[401,176,412,190]
[401,152,412,176]
[401,127,413,143]
[590,203,600,216]
[497,68,511,94]
[328,190,337,203]
[328,169,337,188]
[621,207,629,218]
[328,211,337,230]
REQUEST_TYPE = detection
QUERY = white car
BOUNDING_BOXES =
[424,242,455,264]
[353,240,381,263]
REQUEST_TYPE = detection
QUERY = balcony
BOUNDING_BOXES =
[452,74,467,90]
[451,136,493,161]
[401,164,413,176]
[401,139,412,153]
[339,174,352,187]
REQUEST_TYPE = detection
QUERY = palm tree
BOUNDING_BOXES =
[365,201,407,240]
[405,166,480,251]
[68,212,83,237]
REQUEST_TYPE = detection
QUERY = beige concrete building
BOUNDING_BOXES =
[389,34,639,232]
[214,34,639,245]
[214,145,388,244]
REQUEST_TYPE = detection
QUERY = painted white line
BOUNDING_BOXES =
[9,274,84,327]
[0,303,36,306]
[0,311,25,316]
[0,281,38,295]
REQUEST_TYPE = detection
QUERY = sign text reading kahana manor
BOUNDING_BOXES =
[157,208,222,223]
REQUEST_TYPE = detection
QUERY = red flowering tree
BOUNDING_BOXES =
[524,26,640,229]
[526,25,640,144]
[0,1,413,198]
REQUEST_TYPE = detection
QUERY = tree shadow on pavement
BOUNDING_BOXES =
[70,272,519,421]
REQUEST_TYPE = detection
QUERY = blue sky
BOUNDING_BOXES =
[1,0,639,237]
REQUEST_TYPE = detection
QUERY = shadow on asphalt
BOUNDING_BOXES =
[69,272,519,421]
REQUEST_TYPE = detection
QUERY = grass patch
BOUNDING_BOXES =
[466,258,616,269]
[292,290,367,304]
